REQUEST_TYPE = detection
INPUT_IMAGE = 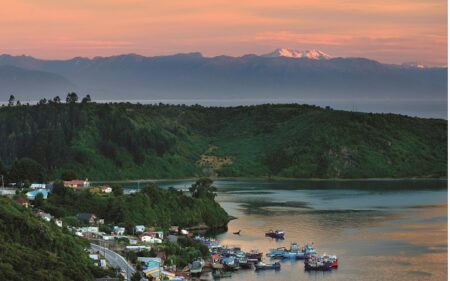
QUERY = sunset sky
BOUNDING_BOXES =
[0,0,447,65]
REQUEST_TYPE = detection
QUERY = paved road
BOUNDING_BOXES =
[91,243,135,280]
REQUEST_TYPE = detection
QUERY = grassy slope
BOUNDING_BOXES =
[0,103,446,180]
[0,197,95,281]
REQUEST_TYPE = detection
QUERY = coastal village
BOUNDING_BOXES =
[1,178,339,281]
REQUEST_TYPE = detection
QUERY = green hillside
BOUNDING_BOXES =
[0,102,446,181]
[0,197,97,281]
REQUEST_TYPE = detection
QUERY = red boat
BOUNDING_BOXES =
[246,250,263,261]
[322,254,338,268]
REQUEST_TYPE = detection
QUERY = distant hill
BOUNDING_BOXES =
[0,52,446,108]
[0,65,75,100]
[0,103,446,180]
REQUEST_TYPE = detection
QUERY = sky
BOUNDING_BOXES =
[0,0,447,66]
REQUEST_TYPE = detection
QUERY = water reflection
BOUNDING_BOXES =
[210,180,447,281]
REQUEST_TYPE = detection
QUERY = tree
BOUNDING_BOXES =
[131,272,141,281]
[8,95,15,106]
[38,98,47,105]
[66,92,78,103]
[81,94,92,103]
[8,158,46,183]
[112,185,123,196]
[53,96,61,103]
[189,178,217,199]
[34,193,44,208]
[60,170,76,181]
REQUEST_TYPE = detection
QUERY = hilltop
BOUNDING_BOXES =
[0,102,446,181]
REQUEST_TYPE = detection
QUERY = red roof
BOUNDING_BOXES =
[64,180,85,185]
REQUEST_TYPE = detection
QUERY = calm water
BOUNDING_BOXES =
[155,179,447,281]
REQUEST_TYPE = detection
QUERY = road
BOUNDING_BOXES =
[91,243,135,280]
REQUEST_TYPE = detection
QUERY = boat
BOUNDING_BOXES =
[233,230,241,235]
[255,261,281,271]
[265,230,285,239]
[321,254,338,268]
[189,258,204,274]
[222,257,240,271]
[266,247,287,258]
[246,249,263,260]
[304,256,332,271]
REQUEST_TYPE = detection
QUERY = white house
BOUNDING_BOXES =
[140,231,163,243]
[140,235,162,244]
[99,185,112,193]
[135,225,145,233]
[30,183,46,189]
[113,226,125,235]
[79,226,99,233]
[125,245,151,252]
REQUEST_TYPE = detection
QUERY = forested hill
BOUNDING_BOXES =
[0,197,97,281]
[0,102,446,181]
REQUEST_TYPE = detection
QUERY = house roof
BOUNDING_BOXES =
[15,197,28,204]
[64,180,86,185]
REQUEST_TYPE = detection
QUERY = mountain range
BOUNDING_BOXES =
[0,49,446,116]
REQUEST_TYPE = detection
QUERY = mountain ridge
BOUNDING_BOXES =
[0,51,446,118]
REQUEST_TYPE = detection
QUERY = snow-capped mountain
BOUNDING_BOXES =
[262,48,333,60]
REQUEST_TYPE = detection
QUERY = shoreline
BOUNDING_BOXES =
[91,176,447,184]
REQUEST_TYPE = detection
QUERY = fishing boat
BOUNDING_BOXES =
[265,229,285,239]
[189,258,205,274]
[246,249,263,261]
[222,257,240,271]
[304,256,332,271]
[321,254,338,268]
[255,261,281,271]
[266,247,287,258]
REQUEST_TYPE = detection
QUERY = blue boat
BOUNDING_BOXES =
[266,247,287,258]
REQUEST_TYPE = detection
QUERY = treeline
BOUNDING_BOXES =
[0,99,446,180]
[0,196,116,281]
[42,178,229,229]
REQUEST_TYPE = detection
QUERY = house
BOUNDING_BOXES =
[76,213,97,224]
[135,225,145,233]
[79,226,99,233]
[140,232,163,244]
[26,189,49,200]
[99,185,112,193]
[113,226,125,235]
[30,183,46,189]
[37,211,52,222]
[64,179,90,189]
[55,219,63,227]
[15,197,29,208]
[125,245,151,252]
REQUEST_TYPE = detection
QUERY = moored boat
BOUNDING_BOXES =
[246,249,263,261]
[255,261,281,271]
[304,256,333,271]
[265,229,285,239]
[321,254,338,268]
